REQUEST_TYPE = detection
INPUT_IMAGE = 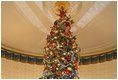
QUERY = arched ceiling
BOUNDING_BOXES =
[1,1,117,56]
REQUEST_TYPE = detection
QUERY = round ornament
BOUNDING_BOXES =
[50,31,54,35]
[54,36,57,39]
[66,56,71,61]
[67,67,72,71]
[61,57,65,60]
[63,53,66,55]
[50,52,53,55]
[52,66,56,71]
[65,70,71,75]
[71,71,76,76]
[57,63,61,67]
[74,65,78,70]
[57,71,61,75]
[55,30,58,33]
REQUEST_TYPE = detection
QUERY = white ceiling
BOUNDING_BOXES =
[1,1,117,56]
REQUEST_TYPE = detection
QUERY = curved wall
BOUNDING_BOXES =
[1,58,117,79]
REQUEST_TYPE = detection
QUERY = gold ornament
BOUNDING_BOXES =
[56,68,59,70]
[62,72,64,74]
[55,30,58,33]
[58,63,61,66]
[54,36,57,39]
[67,52,70,54]
[50,52,53,55]
[61,57,65,60]
[60,45,63,47]
[67,67,72,71]
[55,59,58,62]
[75,49,78,53]
[55,1,70,14]
[72,46,75,49]
[63,53,66,55]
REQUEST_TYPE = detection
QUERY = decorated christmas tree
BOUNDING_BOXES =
[40,6,81,79]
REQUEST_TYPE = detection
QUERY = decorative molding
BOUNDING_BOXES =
[1,49,117,65]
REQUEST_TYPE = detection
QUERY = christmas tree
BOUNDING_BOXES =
[40,7,81,79]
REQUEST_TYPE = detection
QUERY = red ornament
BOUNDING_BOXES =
[68,31,72,35]
[65,21,70,27]
[74,60,78,64]
[64,31,72,36]
[73,61,79,70]
[65,70,71,75]
[74,65,78,70]
[52,66,56,71]
[49,45,53,49]
[68,41,72,45]
[57,71,62,76]
[50,31,54,35]
[66,56,71,62]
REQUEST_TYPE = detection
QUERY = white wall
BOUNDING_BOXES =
[79,60,117,79]
[1,58,117,79]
